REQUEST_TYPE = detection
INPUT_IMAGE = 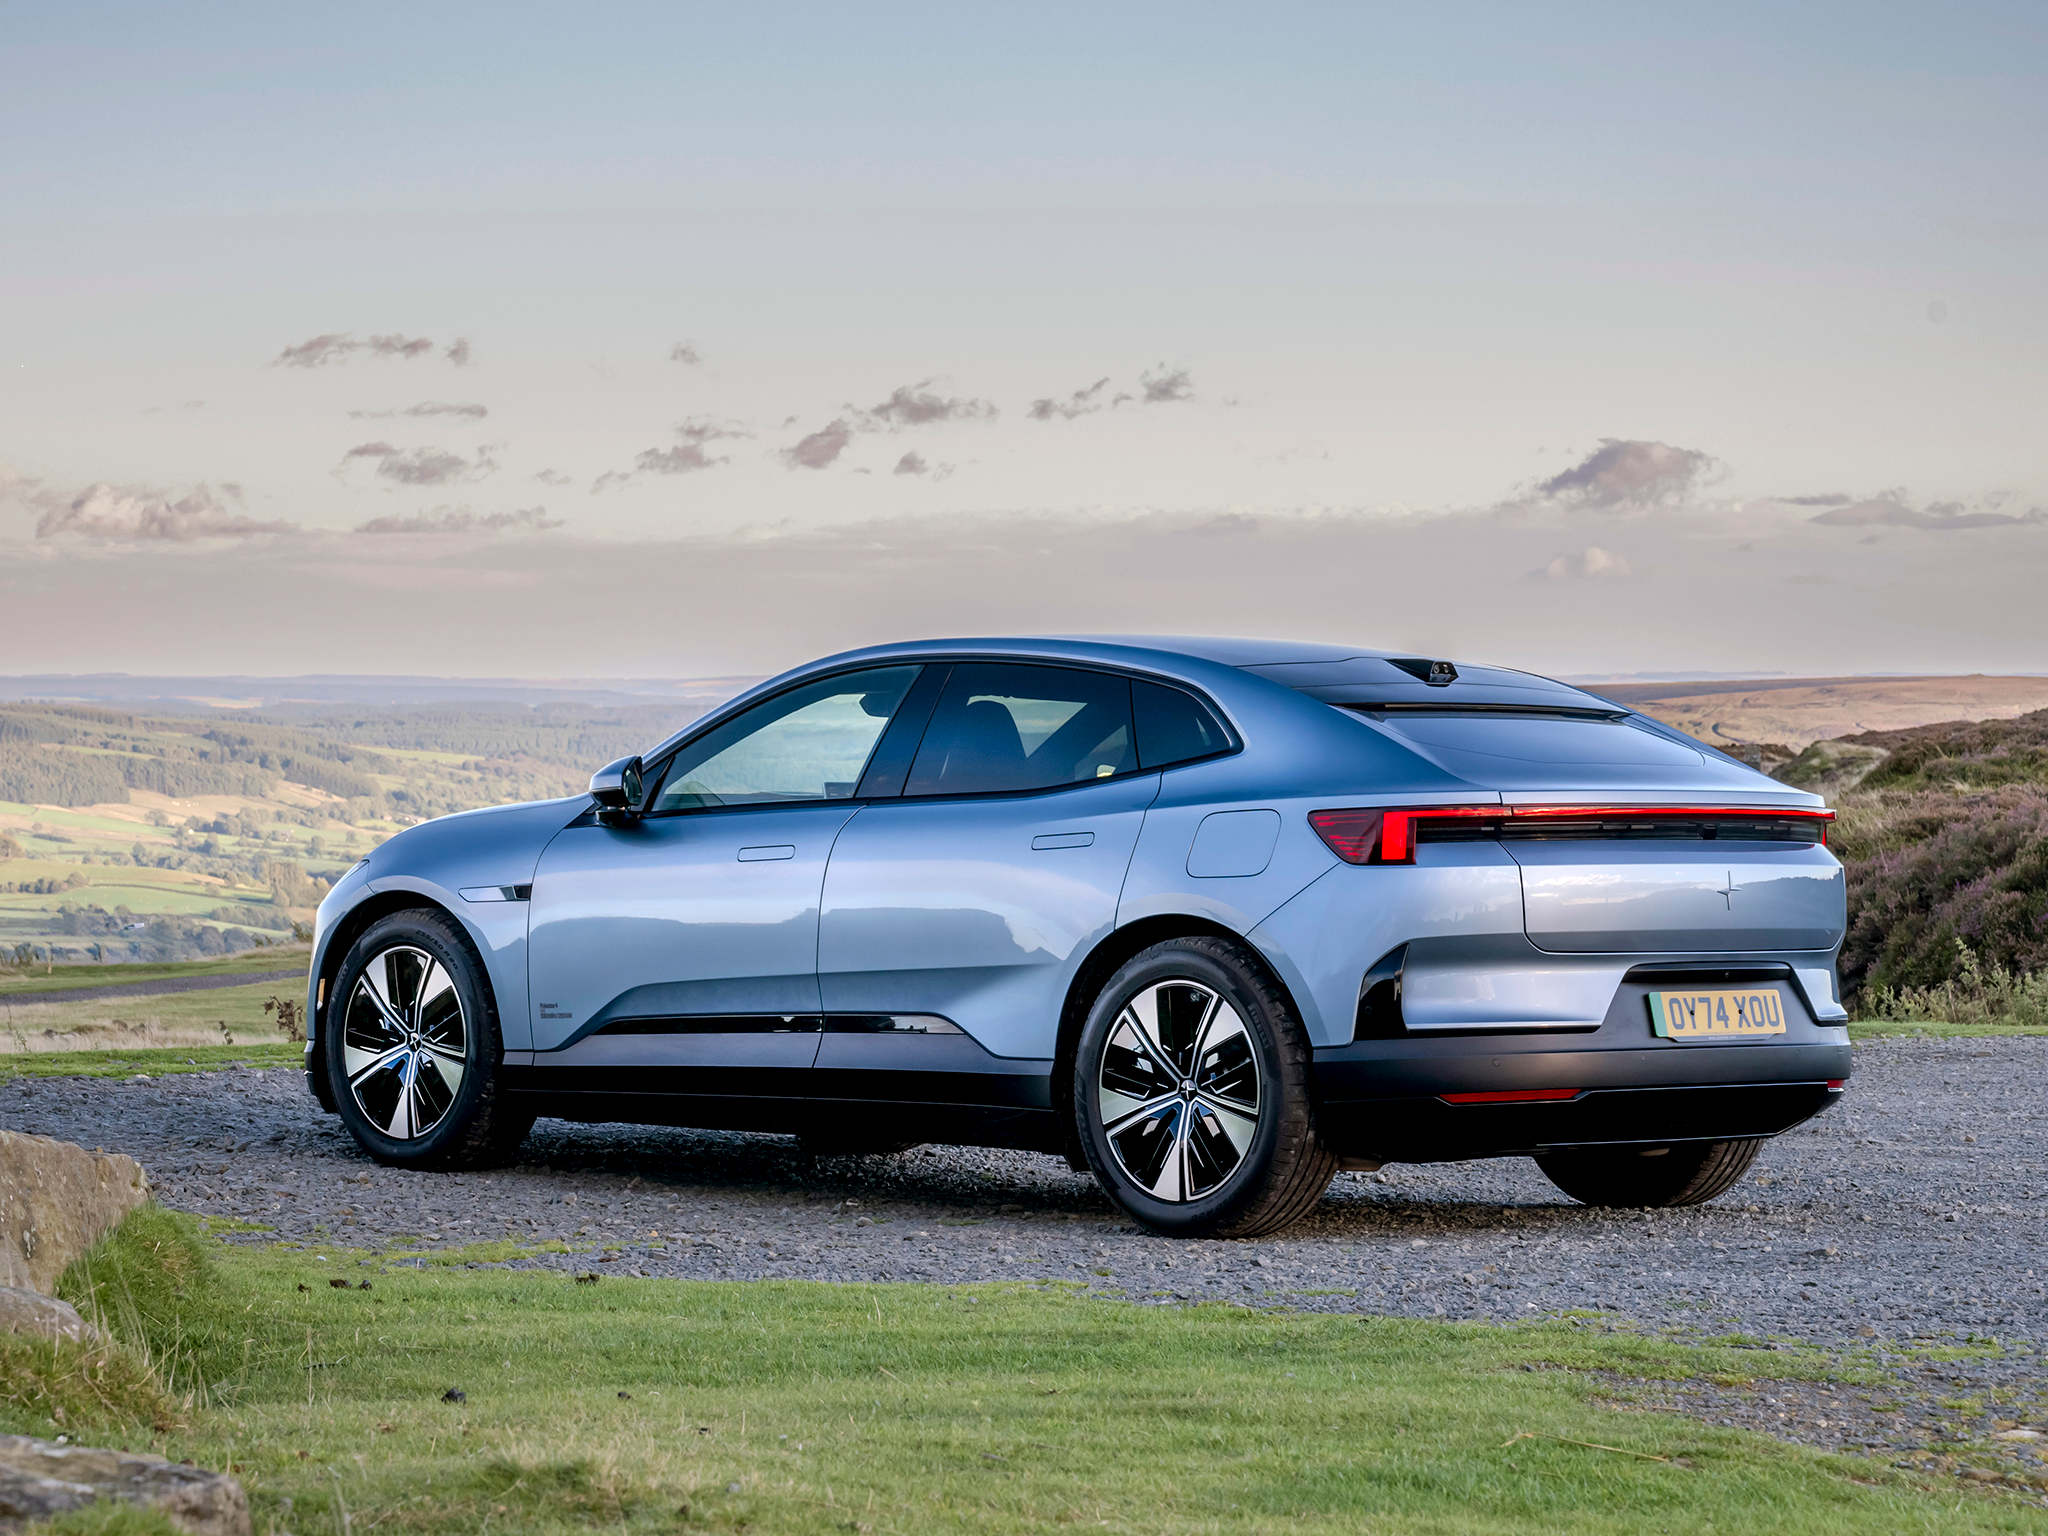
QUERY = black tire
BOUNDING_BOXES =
[324,909,532,1170]
[1073,937,1335,1238]
[1534,1138,1764,1208]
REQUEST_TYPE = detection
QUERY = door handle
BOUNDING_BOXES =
[1030,832,1095,850]
[737,845,797,862]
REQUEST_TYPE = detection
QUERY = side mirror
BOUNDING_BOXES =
[589,756,645,819]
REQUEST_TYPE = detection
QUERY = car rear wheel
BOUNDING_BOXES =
[325,909,532,1170]
[1534,1138,1763,1208]
[1074,937,1335,1238]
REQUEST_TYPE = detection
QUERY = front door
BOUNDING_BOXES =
[525,663,924,1106]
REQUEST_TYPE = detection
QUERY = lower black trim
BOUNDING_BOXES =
[502,1023,1057,1151]
[501,1092,1062,1152]
[597,1015,823,1035]
[1314,1034,1851,1162]
[1317,1081,1839,1163]
[592,1012,966,1037]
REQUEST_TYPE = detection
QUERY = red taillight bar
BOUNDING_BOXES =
[1308,803,1835,865]
[1439,1088,1582,1104]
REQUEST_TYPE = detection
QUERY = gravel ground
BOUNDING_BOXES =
[6,1034,2044,1475]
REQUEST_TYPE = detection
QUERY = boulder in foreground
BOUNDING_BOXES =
[0,1130,148,1293]
[0,1286,95,1343]
[0,1434,249,1535]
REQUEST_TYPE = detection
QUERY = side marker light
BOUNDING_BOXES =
[1438,1089,1582,1105]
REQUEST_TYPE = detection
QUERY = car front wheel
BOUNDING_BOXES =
[325,909,532,1169]
[1074,937,1335,1238]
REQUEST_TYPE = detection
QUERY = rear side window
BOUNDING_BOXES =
[905,663,1135,796]
[1133,680,1231,769]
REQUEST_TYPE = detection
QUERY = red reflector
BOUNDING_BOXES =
[1826,1079,1847,1090]
[1306,807,1384,862]
[1438,1089,1582,1104]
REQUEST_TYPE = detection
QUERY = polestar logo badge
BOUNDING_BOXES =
[1717,872,1742,909]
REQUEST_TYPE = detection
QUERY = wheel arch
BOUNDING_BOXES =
[315,892,500,1048]
[1051,914,1304,1157]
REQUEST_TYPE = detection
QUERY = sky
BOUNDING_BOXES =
[2,2,2044,682]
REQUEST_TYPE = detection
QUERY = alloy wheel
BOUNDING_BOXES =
[342,945,467,1140]
[1096,979,1262,1202]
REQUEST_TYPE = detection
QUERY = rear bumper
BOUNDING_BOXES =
[1313,1037,1850,1162]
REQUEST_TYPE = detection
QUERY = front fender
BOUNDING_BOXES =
[308,796,584,1054]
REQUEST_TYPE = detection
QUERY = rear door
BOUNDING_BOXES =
[816,663,1159,1080]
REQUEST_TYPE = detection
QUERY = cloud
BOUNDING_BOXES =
[670,342,703,365]
[1137,365,1194,404]
[340,442,499,486]
[1536,438,1718,509]
[1529,545,1634,581]
[892,451,954,481]
[1030,368,1191,416]
[353,505,560,536]
[365,333,433,360]
[533,469,573,486]
[1803,492,2047,532]
[273,333,360,368]
[272,332,468,368]
[1028,378,1112,421]
[11,479,295,541]
[348,402,489,420]
[782,418,855,470]
[632,419,748,476]
[859,380,997,429]
[1781,493,1853,507]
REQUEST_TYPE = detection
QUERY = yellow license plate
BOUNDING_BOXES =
[1647,987,1788,1040]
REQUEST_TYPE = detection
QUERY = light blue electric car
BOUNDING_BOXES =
[305,636,1849,1236]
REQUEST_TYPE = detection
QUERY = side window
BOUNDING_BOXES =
[1133,679,1231,769]
[904,664,1135,797]
[648,665,921,812]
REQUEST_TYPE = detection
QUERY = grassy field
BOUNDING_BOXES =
[1847,1020,2048,1041]
[0,696,712,965]
[0,974,309,1058]
[0,1041,303,1079]
[4,1208,2039,1536]
[0,947,309,999]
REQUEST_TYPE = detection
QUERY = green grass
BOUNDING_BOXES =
[0,1042,302,1078]
[1849,1020,2048,1040]
[0,800,173,837]
[0,948,310,998]
[3,975,303,1026]
[0,885,255,921]
[7,1209,2043,1535]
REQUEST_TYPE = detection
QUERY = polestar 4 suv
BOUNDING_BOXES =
[304,636,1849,1236]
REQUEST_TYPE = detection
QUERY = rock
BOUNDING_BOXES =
[0,1435,249,1535]
[0,1287,95,1344]
[1994,1428,2045,1441]
[0,1131,148,1294]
